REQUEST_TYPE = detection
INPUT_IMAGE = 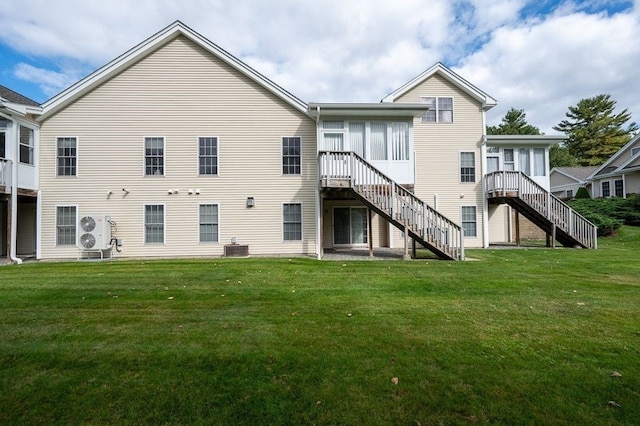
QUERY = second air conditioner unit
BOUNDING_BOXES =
[78,214,112,250]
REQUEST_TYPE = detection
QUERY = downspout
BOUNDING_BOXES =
[9,121,22,264]
[315,106,322,259]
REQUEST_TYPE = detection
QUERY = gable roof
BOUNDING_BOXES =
[588,133,640,179]
[380,62,498,110]
[0,84,40,107]
[551,166,598,182]
[39,21,308,120]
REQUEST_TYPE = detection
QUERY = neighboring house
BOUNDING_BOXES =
[588,134,640,198]
[550,166,597,199]
[0,85,42,262]
[1,21,596,263]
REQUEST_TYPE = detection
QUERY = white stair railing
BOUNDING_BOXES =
[485,170,597,249]
[319,151,464,260]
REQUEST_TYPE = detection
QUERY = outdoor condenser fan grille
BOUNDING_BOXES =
[80,216,96,232]
[80,232,97,249]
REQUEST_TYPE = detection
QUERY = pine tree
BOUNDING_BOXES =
[487,108,541,135]
[553,94,638,166]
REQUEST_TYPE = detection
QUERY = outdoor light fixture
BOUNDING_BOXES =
[246,197,255,207]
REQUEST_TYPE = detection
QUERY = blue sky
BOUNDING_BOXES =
[0,0,638,132]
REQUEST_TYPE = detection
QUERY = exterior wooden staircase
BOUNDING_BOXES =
[319,151,464,260]
[485,171,597,249]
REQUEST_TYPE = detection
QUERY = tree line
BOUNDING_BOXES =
[487,94,638,168]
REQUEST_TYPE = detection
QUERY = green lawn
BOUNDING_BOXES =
[1,227,639,425]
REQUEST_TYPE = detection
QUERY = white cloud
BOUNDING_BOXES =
[2,0,640,133]
[13,63,79,97]
[456,4,640,133]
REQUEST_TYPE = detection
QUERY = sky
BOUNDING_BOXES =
[0,0,638,133]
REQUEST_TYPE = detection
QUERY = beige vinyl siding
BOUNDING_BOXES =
[488,204,510,244]
[608,139,640,168]
[550,171,579,187]
[39,36,317,259]
[625,172,640,195]
[395,73,486,247]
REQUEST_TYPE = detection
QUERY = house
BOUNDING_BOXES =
[0,85,42,263]
[2,21,596,263]
[587,134,640,198]
[550,166,598,199]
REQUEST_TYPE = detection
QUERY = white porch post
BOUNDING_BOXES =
[481,141,489,248]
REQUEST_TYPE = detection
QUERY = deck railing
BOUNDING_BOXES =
[319,150,464,260]
[485,170,597,249]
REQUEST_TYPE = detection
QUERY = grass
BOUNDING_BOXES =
[1,227,639,425]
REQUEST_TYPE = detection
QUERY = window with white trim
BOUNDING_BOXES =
[614,179,624,197]
[533,148,545,176]
[461,206,477,237]
[145,205,164,243]
[283,203,302,241]
[19,125,34,165]
[632,147,640,156]
[56,206,76,245]
[519,148,530,176]
[601,181,610,197]
[199,137,218,175]
[460,152,476,183]
[199,204,219,242]
[282,137,301,175]
[503,149,515,171]
[144,137,164,176]
[566,189,574,199]
[370,122,387,160]
[420,96,453,123]
[57,137,77,176]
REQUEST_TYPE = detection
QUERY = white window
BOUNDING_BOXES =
[601,181,610,197]
[283,203,302,241]
[57,137,77,176]
[199,204,219,242]
[518,148,530,176]
[503,149,515,170]
[199,137,218,175]
[533,148,545,176]
[632,147,640,156]
[486,147,499,174]
[56,206,77,245]
[614,179,624,197]
[461,206,477,237]
[566,189,574,199]
[282,137,301,175]
[145,205,164,243]
[145,137,164,176]
[349,122,365,157]
[19,125,34,165]
[460,152,475,183]
[420,96,453,123]
[370,122,387,160]
[391,122,409,161]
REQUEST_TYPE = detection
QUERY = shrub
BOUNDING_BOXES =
[574,187,590,199]
[568,196,640,236]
